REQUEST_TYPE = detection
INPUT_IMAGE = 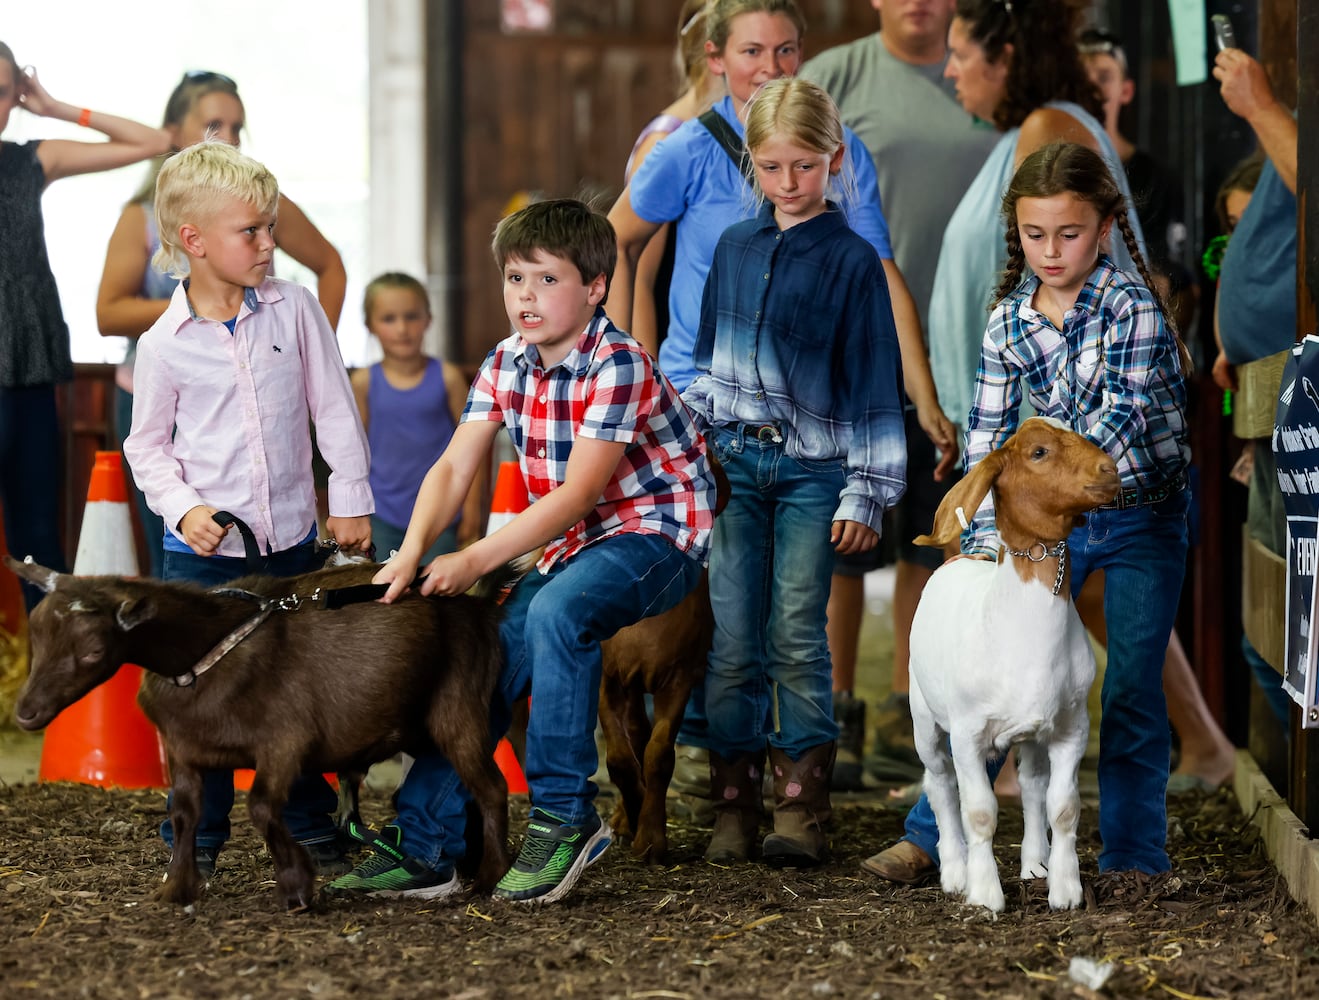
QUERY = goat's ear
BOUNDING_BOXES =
[4,555,60,593]
[115,597,153,631]
[916,450,1005,548]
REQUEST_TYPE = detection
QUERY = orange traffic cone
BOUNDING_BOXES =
[486,460,530,535]
[38,452,168,789]
[486,461,530,795]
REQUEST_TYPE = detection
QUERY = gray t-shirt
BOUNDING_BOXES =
[801,33,997,332]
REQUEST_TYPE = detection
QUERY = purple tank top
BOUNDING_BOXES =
[367,358,457,528]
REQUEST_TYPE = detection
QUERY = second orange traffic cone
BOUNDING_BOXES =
[485,461,530,794]
[38,452,168,789]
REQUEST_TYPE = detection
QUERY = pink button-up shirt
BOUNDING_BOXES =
[125,278,372,559]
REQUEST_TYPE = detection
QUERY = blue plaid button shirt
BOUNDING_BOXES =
[683,202,907,531]
[963,256,1189,554]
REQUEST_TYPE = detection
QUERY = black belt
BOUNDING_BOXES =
[739,422,783,444]
[1098,469,1188,510]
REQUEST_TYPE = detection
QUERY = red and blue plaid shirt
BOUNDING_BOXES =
[464,309,717,570]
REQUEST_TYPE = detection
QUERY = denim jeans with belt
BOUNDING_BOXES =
[394,532,702,868]
[159,540,339,849]
[900,487,1189,874]
[705,423,844,760]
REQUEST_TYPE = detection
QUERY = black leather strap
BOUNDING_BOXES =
[699,109,753,186]
[210,511,263,571]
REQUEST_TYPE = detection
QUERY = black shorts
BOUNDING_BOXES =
[833,410,960,577]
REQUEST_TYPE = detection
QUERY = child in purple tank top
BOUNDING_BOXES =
[350,273,485,561]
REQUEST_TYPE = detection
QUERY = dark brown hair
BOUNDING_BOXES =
[955,0,1102,130]
[491,198,616,296]
[995,142,1191,372]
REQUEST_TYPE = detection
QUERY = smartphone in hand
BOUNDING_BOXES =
[1212,14,1237,51]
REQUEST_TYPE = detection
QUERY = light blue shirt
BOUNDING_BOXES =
[629,95,893,392]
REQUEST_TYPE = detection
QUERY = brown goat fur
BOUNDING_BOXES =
[598,572,712,862]
[593,455,728,864]
[7,556,511,911]
[917,418,1121,564]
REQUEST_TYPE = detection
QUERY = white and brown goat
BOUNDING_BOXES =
[908,417,1119,912]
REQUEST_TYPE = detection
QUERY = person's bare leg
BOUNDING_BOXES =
[827,573,864,695]
[1164,629,1235,786]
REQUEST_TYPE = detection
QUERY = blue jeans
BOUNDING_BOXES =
[394,533,703,867]
[159,539,339,849]
[115,386,165,578]
[901,488,1189,874]
[0,386,69,610]
[1244,634,1291,731]
[704,424,843,759]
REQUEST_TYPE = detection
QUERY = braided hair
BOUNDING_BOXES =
[994,142,1193,373]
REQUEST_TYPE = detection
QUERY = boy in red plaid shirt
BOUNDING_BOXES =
[329,198,717,905]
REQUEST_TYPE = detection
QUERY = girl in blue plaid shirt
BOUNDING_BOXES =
[684,77,906,868]
[873,142,1193,886]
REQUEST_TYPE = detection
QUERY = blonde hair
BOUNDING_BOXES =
[132,71,244,205]
[743,77,852,208]
[363,272,431,327]
[152,140,279,278]
[676,0,712,95]
[705,0,805,54]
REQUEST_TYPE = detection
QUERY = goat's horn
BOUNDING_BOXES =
[4,554,60,592]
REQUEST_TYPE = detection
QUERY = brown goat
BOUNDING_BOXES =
[598,572,712,862]
[595,455,728,863]
[7,555,511,911]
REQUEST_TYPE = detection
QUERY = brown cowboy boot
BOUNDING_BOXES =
[704,748,766,864]
[762,742,835,867]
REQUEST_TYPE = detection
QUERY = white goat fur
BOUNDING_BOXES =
[908,418,1119,913]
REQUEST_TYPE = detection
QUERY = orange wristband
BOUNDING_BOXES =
[77,108,92,127]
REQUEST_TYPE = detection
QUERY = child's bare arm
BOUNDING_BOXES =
[96,203,172,338]
[441,362,486,545]
[274,193,348,328]
[23,70,171,182]
[880,259,958,480]
[417,436,626,598]
[349,367,371,431]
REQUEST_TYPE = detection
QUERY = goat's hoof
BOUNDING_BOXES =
[1048,879,1083,911]
[939,859,967,895]
[154,877,200,907]
[966,879,1006,913]
[276,879,316,913]
[608,802,634,838]
[1020,861,1049,880]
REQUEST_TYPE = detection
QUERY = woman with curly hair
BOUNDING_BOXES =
[924,0,1145,437]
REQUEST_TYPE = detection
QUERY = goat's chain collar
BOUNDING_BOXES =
[173,587,331,687]
[1003,539,1068,596]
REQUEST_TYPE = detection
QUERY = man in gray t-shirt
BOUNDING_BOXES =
[800,0,996,791]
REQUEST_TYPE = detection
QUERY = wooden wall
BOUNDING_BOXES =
[450,0,876,365]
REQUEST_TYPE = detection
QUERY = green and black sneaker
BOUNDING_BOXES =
[323,825,460,900]
[493,808,611,904]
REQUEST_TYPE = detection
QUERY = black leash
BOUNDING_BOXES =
[174,513,425,687]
